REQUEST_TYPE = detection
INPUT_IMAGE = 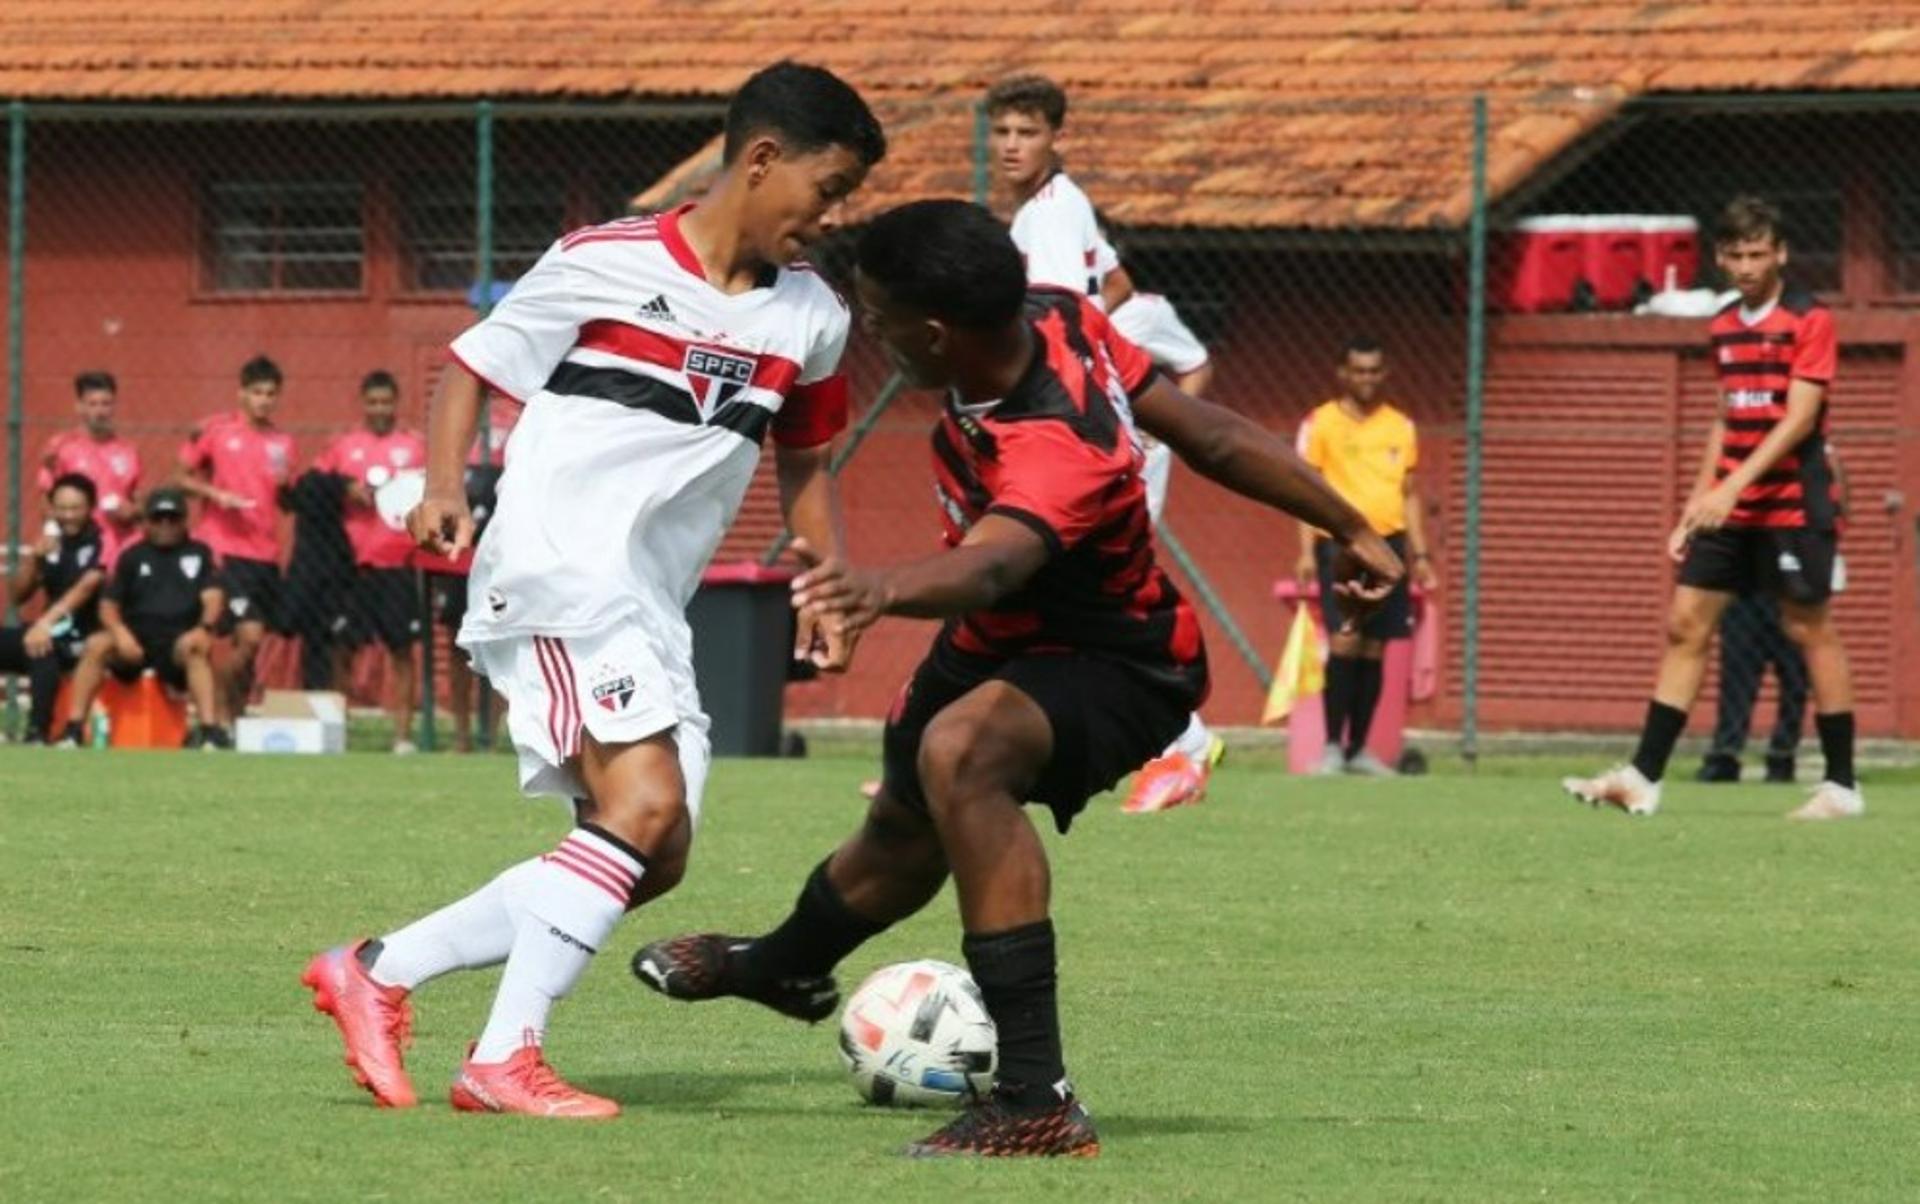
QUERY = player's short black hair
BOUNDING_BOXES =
[360,369,399,395]
[984,75,1068,129]
[857,200,1027,331]
[723,62,886,168]
[1717,195,1784,246]
[1341,336,1385,363]
[239,355,283,388]
[73,370,116,397]
[48,470,97,506]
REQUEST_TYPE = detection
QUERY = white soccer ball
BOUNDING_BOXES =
[838,959,996,1108]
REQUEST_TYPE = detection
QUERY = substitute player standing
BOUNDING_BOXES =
[178,355,295,725]
[301,62,885,1118]
[633,200,1400,1157]
[1564,196,1861,820]
[38,370,143,566]
[315,371,427,753]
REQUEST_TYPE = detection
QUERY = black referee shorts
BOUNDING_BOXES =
[881,635,1194,834]
[1679,527,1836,606]
[1316,532,1413,641]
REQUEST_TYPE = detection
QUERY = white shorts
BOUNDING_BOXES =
[465,622,712,824]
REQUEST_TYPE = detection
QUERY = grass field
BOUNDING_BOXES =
[3,749,1917,1202]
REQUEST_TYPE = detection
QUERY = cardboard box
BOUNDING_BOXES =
[236,690,348,755]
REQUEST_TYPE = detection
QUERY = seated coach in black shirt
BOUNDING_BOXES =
[59,488,228,749]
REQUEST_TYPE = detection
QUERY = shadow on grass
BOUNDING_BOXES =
[577,1068,825,1109]
[1097,1113,1257,1138]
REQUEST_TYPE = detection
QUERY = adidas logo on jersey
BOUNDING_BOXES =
[639,294,677,324]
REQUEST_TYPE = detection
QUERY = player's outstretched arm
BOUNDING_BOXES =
[1132,377,1402,587]
[793,515,1051,634]
[778,444,851,669]
[410,367,484,557]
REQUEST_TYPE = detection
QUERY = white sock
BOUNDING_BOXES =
[471,828,643,1064]
[1165,713,1213,762]
[367,869,526,991]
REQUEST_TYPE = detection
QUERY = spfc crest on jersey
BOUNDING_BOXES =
[591,670,637,713]
[682,346,756,416]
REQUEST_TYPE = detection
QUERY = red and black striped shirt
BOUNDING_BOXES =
[1708,289,1838,529]
[929,288,1208,703]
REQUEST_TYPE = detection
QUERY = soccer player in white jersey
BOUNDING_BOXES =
[987,75,1133,313]
[1106,289,1230,812]
[300,62,885,1119]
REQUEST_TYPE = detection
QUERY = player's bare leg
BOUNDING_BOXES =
[1565,586,1730,816]
[59,632,113,745]
[1779,599,1863,820]
[387,643,418,753]
[634,789,942,1021]
[904,682,1098,1159]
[175,630,228,749]
[223,617,266,727]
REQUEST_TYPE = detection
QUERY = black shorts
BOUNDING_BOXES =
[1679,527,1836,605]
[219,557,284,633]
[113,624,193,691]
[1317,532,1413,641]
[347,567,423,651]
[426,570,468,629]
[881,636,1193,834]
[0,626,86,672]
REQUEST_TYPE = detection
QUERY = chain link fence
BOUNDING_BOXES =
[2,91,1916,762]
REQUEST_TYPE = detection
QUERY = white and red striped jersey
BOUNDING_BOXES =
[448,203,850,641]
[1010,170,1120,302]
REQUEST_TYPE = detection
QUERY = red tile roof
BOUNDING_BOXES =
[4,3,1917,227]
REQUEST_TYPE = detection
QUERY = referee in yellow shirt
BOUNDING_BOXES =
[1294,338,1438,775]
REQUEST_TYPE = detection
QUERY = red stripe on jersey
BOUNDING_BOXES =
[560,218,659,252]
[576,320,802,396]
[655,204,708,281]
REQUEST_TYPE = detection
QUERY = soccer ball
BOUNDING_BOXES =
[838,959,996,1107]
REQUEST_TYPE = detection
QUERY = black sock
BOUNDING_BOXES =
[739,860,888,982]
[1631,701,1688,783]
[1815,712,1855,789]
[1323,655,1358,752]
[963,920,1065,1106]
[1346,657,1385,756]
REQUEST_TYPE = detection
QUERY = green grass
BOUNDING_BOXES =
[2,750,1916,1202]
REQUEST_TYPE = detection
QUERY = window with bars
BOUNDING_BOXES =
[399,175,567,293]
[201,180,364,293]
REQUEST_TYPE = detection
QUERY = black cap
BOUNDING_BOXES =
[145,487,188,518]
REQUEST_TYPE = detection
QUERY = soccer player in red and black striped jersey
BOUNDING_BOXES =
[634,200,1401,1157]
[1565,196,1862,821]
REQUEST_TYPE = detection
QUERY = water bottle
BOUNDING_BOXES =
[90,708,110,750]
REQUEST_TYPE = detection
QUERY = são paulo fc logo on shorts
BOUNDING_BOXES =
[682,346,756,415]
[591,669,637,713]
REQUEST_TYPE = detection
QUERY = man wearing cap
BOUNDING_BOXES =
[59,488,228,749]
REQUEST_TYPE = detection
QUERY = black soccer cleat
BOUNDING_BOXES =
[630,933,839,1024]
[903,1086,1101,1159]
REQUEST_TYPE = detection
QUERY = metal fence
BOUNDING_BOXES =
[3,91,1917,761]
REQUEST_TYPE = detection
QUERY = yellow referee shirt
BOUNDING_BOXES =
[1299,400,1418,536]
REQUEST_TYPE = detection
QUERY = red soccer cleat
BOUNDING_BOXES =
[449,1042,620,1119]
[301,940,417,1108]
[1122,752,1207,814]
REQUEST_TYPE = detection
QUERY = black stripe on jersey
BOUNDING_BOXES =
[547,363,700,424]
[545,363,770,444]
[1718,361,1795,377]
[1737,495,1811,512]
[986,504,1064,557]
[1710,330,1794,347]
[932,424,992,511]
[709,400,772,445]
